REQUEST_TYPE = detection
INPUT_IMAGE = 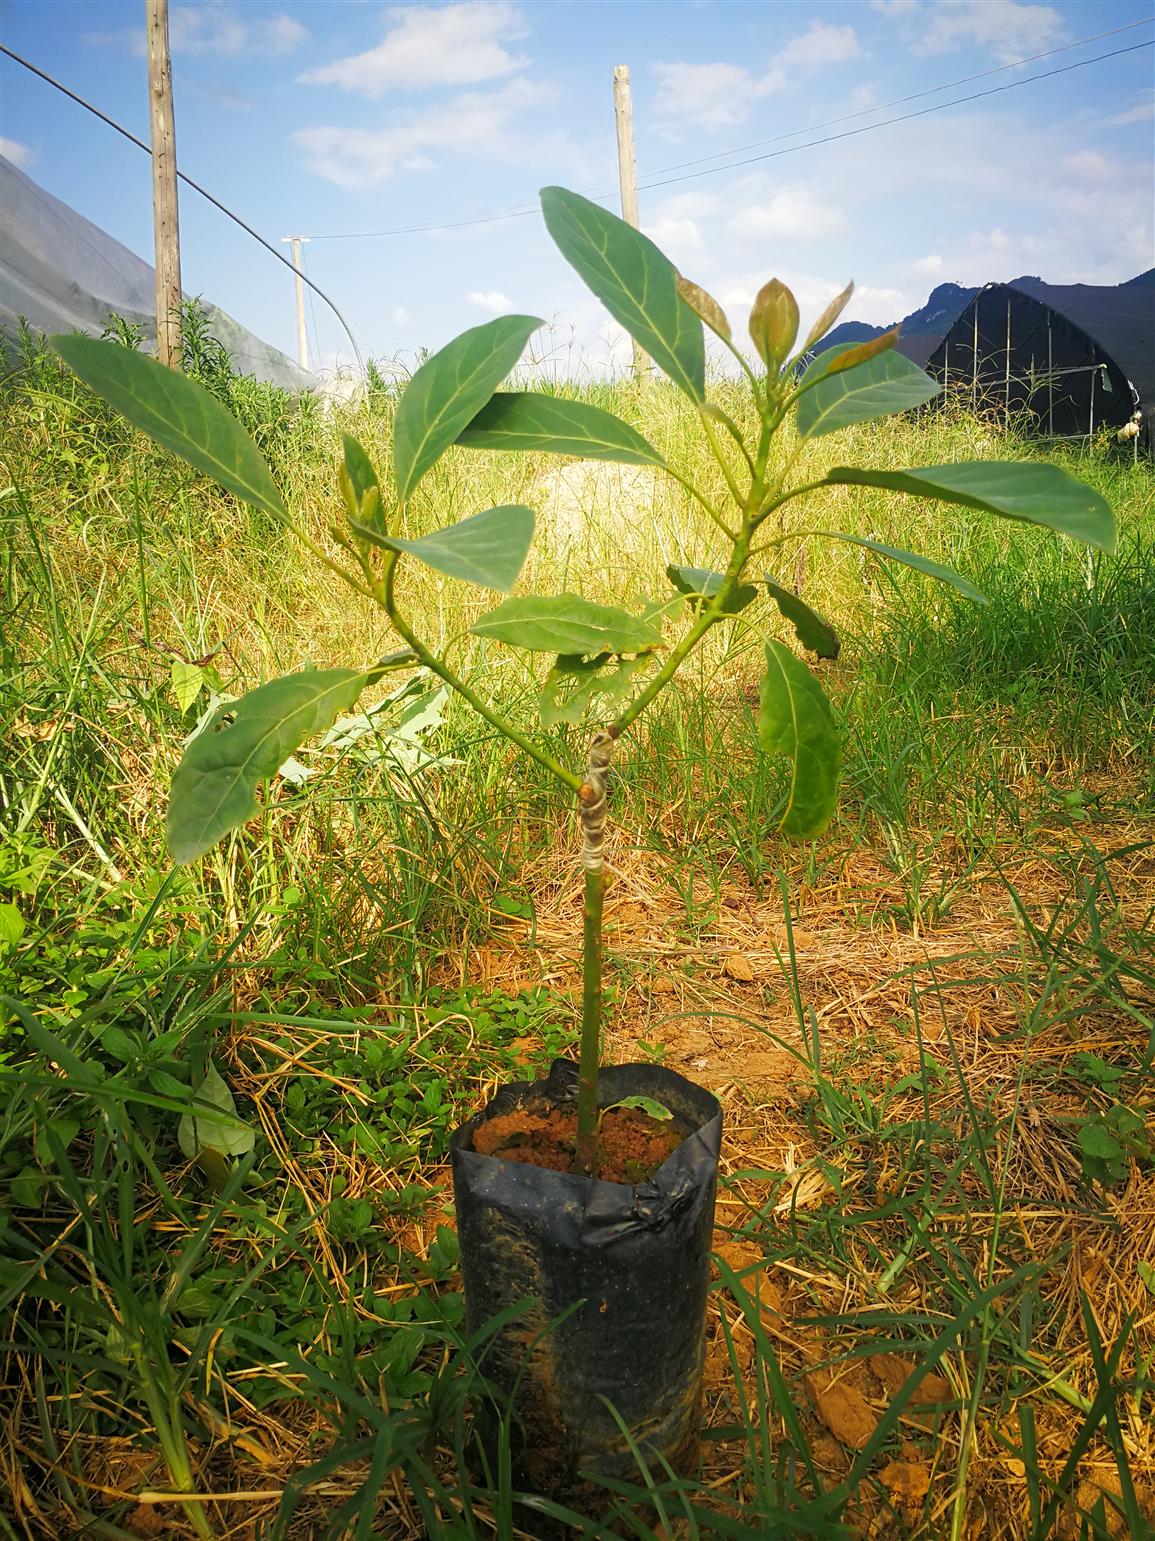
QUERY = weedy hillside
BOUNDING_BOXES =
[1,324,1153,1540]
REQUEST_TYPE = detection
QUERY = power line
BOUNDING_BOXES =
[302,22,1153,242]
[0,42,365,373]
[640,39,1154,192]
[615,15,1155,184]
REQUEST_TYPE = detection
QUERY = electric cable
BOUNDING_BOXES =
[0,41,365,373]
[300,25,1154,241]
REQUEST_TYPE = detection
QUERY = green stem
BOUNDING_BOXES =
[135,1359,214,1540]
[575,862,604,1174]
[612,521,755,735]
[381,555,582,795]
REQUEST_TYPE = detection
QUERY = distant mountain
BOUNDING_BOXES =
[814,270,1153,357]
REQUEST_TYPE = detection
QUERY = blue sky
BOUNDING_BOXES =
[2,1,1152,378]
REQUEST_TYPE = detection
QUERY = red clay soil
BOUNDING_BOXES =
[471,1104,685,1183]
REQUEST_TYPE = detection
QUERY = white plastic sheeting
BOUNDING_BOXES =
[0,155,313,391]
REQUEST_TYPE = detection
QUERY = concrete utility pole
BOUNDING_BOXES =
[146,0,182,366]
[283,236,310,372]
[612,64,648,380]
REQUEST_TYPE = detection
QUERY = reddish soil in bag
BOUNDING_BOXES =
[471,1102,686,1183]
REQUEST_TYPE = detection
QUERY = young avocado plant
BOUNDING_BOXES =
[52,186,1115,1176]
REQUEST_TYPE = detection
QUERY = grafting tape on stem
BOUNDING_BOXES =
[579,730,615,872]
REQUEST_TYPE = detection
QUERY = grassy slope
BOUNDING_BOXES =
[1,341,1153,1539]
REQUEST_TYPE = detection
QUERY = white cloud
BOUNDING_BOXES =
[646,217,706,263]
[467,290,513,314]
[778,21,861,74]
[853,285,908,323]
[729,186,846,243]
[0,138,34,169]
[914,0,1065,63]
[644,193,722,266]
[654,21,861,129]
[913,254,944,275]
[390,305,412,327]
[295,78,548,188]
[88,6,307,57]
[302,1,527,95]
[652,63,768,130]
[1102,91,1155,129]
[1061,150,1118,186]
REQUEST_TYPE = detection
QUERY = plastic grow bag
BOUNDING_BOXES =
[449,1059,722,1518]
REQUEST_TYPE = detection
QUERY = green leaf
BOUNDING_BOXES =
[758,641,841,838]
[11,1168,45,1210]
[799,281,854,355]
[50,334,287,521]
[0,902,25,948]
[540,186,705,402]
[762,578,840,659]
[749,278,799,370]
[354,503,534,592]
[177,1061,255,1162]
[392,315,541,501]
[471,594,662,656]
[171,659,205,713]
[675,275,731,342]
[795,348,941,439]
[820,327,901,377]
[821,533,987,602]
[34,1118,81,1168]
[538,652,652,727]
[604,1095,673,1121]
[341,434,384,534]
[820,462,1116,553]
[666,566,758,616]
[458,391,666,466]
[101,1026,140,1062]
[1077,1121,1123,1160]
[167,668,369,863]
[1068,1052,1126,1090]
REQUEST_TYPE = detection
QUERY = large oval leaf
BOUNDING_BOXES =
[177,1061,255,1163]
[821,462,1116,553]
[795,348,941,440]
[820,533,987,601]
[393,315,541,501]
[762,578,839,659]
[758,641,841,838]
[50,334,287,521]
[471,595,662,656]
[354,504,534,591]
[540,186,705,403]
[168,668,369,863]
[458,392,666,466]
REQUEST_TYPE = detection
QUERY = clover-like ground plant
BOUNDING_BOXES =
[52,186,1115,1176]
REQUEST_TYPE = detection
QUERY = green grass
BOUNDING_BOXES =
[1,333,1153,1538]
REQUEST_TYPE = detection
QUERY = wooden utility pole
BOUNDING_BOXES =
[146,0,182,366]
[283,236,310,372]
[612,64,648,379]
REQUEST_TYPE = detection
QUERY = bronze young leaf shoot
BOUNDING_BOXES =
[50,185,1115,1176]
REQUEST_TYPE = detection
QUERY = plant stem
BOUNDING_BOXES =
[575,861,604,1174]
[380,555,583,795]
[574,731,614,1175]
[612,521,755,736]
